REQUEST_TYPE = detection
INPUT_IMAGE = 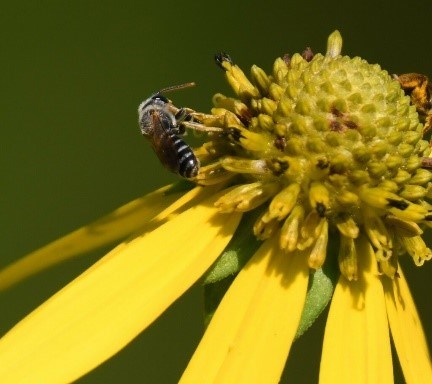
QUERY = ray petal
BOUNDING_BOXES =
[0,184,219,291]
[383,266,432,384]
[0,193,241,383]
[180,235,309,384]
[320,236,393,384]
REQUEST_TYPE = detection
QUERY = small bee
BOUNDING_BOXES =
[395,73,432,135]
[138,82,200,178]
[395,73,432,170]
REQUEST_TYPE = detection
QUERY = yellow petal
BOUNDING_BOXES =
[0,183,219,291]
[320,236,393,384]
[180,235,309,384]
[0,194,242,383]
[383,266,432,384]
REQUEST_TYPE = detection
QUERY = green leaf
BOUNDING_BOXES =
[203,209,263,284]
[203,216,340,337]
[203,276,235,328]
[295,236,340,338]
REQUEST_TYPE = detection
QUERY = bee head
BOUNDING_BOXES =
[137,82,195,135]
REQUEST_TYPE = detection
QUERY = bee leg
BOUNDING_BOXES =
[172,107,224,134]
[180,121,224,133]
[175,124,186,135]
[175,107,195,123]
[175,107,199,135]
[424,112,432,135]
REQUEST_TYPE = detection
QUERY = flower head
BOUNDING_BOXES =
[193,31,432,279]
[0,31,431,383]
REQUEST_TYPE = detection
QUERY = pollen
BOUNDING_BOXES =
[192,31,432,279]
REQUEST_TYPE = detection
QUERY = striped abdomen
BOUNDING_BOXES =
[143,109,200,179]
[170,132,199,178]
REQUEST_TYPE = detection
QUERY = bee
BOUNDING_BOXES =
[138,82,200,178]
[395,73,432,135]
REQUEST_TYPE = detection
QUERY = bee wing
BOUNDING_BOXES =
[146,114,181,174]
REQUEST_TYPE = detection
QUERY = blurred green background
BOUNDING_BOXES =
[1,1,431,382]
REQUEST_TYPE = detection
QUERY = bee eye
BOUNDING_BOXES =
[153,94,169,103]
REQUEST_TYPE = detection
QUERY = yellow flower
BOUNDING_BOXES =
[1,31,431,383]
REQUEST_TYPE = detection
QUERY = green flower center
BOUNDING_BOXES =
[193,31,432,279]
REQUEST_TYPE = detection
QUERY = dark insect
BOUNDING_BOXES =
[396,73,432,170]
[215,52,234,70]
[138,83,199,178]
[396,73,432,135]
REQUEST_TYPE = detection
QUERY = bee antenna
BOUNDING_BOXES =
[158,82,196,95]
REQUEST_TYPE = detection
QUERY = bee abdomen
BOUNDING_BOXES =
[172,135,199,178]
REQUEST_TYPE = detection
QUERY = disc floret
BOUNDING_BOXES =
[194,31,432,279]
